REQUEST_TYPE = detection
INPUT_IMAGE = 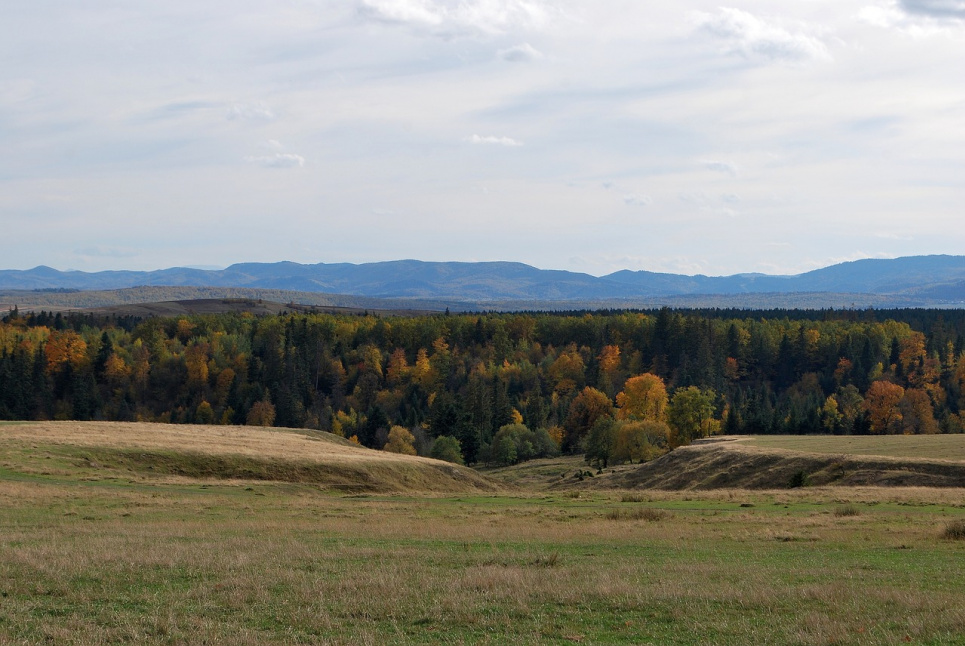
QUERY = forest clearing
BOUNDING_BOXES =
[2,421,965,644]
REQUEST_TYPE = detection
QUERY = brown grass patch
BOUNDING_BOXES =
[0,421,500,493]
[941,520,965,540]
[833,504,861,517]
[589,440,965,491]
[605,507,668,522]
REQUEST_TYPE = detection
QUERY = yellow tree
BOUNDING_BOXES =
[613,420,670,464]
[184,342,209,392]
[898,388,938,434]
[597,344,622,397]
[386,348,409,385]
[103,353,131,390]
[247,397,276,427]
[412,348,432,389]
[383,425,417,455]
[548,345,585,395]
[616,373,668,422]
[45,330,88,375]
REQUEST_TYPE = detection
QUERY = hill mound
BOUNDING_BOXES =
[0,421,499,494]
[578,437,965,490]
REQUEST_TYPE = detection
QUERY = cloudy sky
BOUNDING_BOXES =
[2,1,963,277]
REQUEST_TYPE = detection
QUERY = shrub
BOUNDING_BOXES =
[788,470,810,488]
[941,520,965,540]
[488,423,560,466]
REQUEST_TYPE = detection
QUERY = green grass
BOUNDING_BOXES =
[4,432,965,644]
[3,480,965,643]
[744,434,965,461]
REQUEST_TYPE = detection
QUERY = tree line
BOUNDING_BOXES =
[2,306,964,466]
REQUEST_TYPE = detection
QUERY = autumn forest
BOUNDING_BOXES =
[2,306,964,467]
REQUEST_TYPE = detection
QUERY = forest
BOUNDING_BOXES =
[2,306,964,467]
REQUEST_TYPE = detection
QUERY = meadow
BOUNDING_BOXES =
[743,435,965,461]
[2,423,965,645]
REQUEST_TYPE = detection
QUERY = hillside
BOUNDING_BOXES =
[0,286,452,314]
[2,255,963,308]
[569,437,965,491]
[0,421,500,494]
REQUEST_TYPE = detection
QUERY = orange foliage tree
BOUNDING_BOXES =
[864,380,904,434]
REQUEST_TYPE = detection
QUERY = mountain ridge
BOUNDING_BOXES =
[1,255,963,306]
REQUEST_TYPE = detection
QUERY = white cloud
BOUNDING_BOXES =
[243,153,306,168]
[694,8,832,63]
[899,0,965,19]
[860,1,964,34]
[3,2,963,276]
[623,194,652,207]
[701,160,739,176]
[356,0,553,37]
[227,103,276,121]
[678,191,707,205]
[498,42,544,62]
[466,134,523,146]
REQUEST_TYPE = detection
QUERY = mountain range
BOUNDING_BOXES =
[1,255,963,308]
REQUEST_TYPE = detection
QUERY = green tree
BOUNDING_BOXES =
[666,386,719,447]
[195,400,215,424]
[613,420,669,464]
[491,434,518,466]
[584,417,617,468]
[430,436,464,464]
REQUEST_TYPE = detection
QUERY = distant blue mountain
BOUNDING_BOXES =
[1,256,963,304]
[602,256,965,297]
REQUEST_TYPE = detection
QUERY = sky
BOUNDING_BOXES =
[1,0,964,278]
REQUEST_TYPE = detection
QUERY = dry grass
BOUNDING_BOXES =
[1,421,401,463]
[741,434,965,462]
[591,439,965,490]
[4,422,965,643]
[5,481,965,645]
[833,504,861,517]
[605,507,669,521]
[0,421,500,493]
[3,474,965,644]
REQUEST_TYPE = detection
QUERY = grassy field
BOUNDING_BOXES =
[3,424,965,644]
[742,435,965,461]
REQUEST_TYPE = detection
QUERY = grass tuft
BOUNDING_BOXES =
[940,520,965,540]
[531,552,560,567]
[605,507,668,522]
[620,494,647,503]
[833,504,860,517]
